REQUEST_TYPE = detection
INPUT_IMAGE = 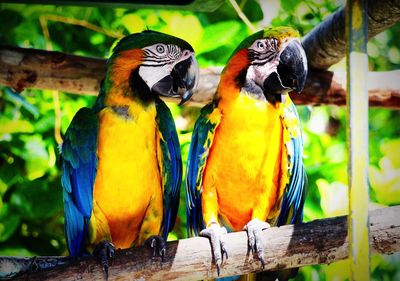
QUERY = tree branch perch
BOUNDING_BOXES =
[1,206,399,280]
[1,45,399,108]
[302,0,400,70]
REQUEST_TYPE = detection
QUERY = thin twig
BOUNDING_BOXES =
[227,0,257,32]
[52,90,63,144]
[239,0,248,10]
[39,15,63,145]
[43,14,124,39]
[39,16,52,50]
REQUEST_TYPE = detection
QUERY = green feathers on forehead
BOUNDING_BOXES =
[233,26,300,53]
[111,30,194,54]
[262,26,300,40]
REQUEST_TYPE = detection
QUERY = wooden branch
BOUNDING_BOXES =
[1,45,399,108]
[0,45,105,95]
[1,206,399,281]
[297,69,400,109]
[302,0,400,70]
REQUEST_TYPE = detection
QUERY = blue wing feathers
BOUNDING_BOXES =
[186,102,219,236]
[186,136,198,208]
[63,191,89,257]
[61,107,98,257]
[155,99,182,240]
[71,160,95,217]
[277,104,307,226]
[167,139,181,199]
[61,162,72,194]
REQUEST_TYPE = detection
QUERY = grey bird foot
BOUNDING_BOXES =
[200,224,228,275]
[93,240,115,280]
[243,218,270,268]
[145,235,167,261]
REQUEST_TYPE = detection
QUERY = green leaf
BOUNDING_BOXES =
[90,33,106,45]
[34,114,55,133]
[121,13,146,33]
[0,204,20,243]
[0,178,8,195]
[317,179,348,217]
[380,139,400,168]
[370,162,400,206]
[0,246,36,257]
[323,259,350,281]
[0,160,21,191]
[10,180,62,220]
[167,231,178,241]
[0,117,34,134]
[21,135,50,180]
[160,12,204,52]
[242,0,263,22]
[0,9,23,35]
[280,0,300,14]
[197,21,241,54]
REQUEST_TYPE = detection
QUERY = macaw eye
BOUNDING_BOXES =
[257,41,266,50]
[156,44,165,54]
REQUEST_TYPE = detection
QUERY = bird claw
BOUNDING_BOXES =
[93,240,115,280]
[243,218,270,268]
[200,224,228,275]
[145,235,167,262]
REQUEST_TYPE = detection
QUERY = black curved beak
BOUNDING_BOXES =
[174,54,199,105]
[263,39,308,94]
[151,53,199,105]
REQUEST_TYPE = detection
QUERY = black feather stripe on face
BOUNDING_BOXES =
[129,68,155,104]
[141,44,182,67]
[235,68,248,88]
[248,38,279,66]
[249,50,277,65]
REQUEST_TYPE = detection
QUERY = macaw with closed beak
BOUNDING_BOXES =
[186,26,308,280]
[61,30,198,277]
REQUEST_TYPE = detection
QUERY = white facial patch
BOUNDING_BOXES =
[138,64,173,89]
[246,59,279,88]
[138,43,191,89]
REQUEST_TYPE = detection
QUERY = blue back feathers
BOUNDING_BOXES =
[61,107,99,257]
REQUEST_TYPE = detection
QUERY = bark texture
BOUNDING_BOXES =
[1,46,399,108]
[302,0,400,70]
[1,206,399,281]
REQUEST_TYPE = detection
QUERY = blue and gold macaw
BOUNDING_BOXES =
[61,30,198,275]
[186,27,308,280]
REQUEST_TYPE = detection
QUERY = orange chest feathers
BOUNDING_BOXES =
[203,94,289,230]
[91,105,163,248]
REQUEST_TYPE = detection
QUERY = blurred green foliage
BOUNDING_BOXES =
[0,0,399,280]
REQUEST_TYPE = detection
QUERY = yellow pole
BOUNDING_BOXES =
[346,0,370,280]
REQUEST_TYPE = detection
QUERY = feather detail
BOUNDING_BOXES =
[277,98,307,226]
[186,102,222,236]
[155,98,183,240]
[61,107,99,257]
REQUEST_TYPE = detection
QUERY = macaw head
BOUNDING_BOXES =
[219,26,308,102]
[105,30,198,104]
